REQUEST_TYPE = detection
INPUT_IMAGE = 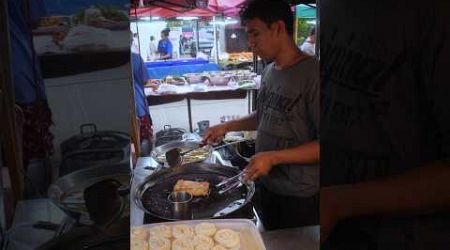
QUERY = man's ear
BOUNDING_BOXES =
[271,21,286,37]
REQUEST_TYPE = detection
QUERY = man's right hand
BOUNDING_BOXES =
[202,124,228,144]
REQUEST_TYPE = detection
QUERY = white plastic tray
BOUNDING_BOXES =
[132,218,266,250]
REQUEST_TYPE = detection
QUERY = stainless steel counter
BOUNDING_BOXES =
[261,225,320,250]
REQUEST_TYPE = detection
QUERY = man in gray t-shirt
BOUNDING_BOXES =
[257,58,319,198]
[204,0,319,230]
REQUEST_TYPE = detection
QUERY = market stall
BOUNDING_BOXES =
[129,0,259,138]
[145,68,260,132]
[145,58,219,79]
[129,0,253,79]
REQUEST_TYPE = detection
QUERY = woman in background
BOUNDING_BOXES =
[157,28,173,60]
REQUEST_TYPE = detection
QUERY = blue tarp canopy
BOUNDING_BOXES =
[145,59,219,79]
[296,4,316,19]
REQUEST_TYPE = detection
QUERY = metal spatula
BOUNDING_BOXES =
[165,148,182,168]
[165,142,207,168]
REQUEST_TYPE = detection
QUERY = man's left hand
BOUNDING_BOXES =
[145,80,159,91]
[243,151,278,182]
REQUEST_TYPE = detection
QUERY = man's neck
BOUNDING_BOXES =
[274,40,308,70]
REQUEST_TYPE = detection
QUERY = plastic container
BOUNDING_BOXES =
[131,219,266,250]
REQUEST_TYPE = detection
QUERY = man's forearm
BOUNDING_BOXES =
[270,140,320,165]
[327,162,450,220]
[223,112,258,132]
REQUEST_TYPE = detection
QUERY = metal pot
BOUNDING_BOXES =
[154,125,186,147]
[133,162,255,221]
[235,139,256,161]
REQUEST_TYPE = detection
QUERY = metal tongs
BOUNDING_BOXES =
[215,171,247,195]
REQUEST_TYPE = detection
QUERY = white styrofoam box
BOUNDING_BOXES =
[132,219,267,250]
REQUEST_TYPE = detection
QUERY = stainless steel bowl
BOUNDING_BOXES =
[183,73,205,84]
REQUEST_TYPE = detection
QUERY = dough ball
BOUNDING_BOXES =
[173,224,195,239]
[195,222,217,237]
[193,234,214,248]
[172,238,195,250]
[131,227,148,241]
[130,239,148,250]
[149,225,171,239]
[211,245,227,250]
[214,229,240,249]
[195,243,213,250]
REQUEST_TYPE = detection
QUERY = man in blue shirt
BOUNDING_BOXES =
[7,0,54,197]
[8,0,54,167]
[131,51,157,154]
[157,28,173,60]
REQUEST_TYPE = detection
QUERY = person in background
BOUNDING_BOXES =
[146,35,157,61]
[157,28,173,60]
[131,43,158,154]
[203,0,319,230]
[300,27,316,56]
[131,32,140,54]
[7,0,54,198]
[178,34,187,56]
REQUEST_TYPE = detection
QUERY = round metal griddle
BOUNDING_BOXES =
[134,163,255,221]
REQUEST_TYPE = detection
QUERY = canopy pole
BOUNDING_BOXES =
[195,20,200,56]
[213,16,219,64]
[133,4,141,56]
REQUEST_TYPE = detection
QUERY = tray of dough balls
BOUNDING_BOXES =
[131,219,266,250]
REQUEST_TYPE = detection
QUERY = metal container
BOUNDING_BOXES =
[183,73,207,84]
[131,219,267,250]
[206,73,233,86]
[151,141,213,166]
[59,123,130,176]
[154,125,186,147]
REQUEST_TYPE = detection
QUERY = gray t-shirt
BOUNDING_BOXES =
[256,57,319,197]
[321,0,450,249]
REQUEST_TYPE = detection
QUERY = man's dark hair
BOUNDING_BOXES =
[240,0,294,36]
[150,35,155,41]
[161,28,170,36]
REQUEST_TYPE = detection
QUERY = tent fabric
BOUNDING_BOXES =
[130,0,246,17]
[296,4,316,19]
[207,0,245,15]
[130,6,215,18]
